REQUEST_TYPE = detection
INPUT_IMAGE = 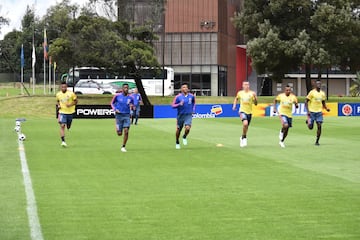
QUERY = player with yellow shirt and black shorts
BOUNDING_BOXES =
[232,81,258,147]
[273,85,298,148]
[305,80,330,146]
[56,82,78,147]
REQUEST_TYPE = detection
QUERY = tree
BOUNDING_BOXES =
[107,22,160,106]
[89,0,118,20]
[0,6,42,76]
[0,5,11,72]
[0,4,9,33]
[83,0,166,104]
[311,2,360,72]
[119,25,160,106]
[48,12,161,105]
[233,0,360,94]
[0,31,22,73]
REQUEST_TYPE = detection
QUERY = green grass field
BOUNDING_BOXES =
[1,116,359,240]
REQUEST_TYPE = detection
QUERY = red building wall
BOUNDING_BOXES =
[165,0,218,33]
[236,46,252,91]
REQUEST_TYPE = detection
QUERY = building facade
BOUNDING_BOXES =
[121,0,244,96]
[160,0,243,96]
[119,0,356,97]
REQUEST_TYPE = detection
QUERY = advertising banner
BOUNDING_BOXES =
[265,103,338,117]
[55,102,357,119]
[56,105,154,119]
[155,103,340,119]
[154,104,239,119]
[75,105,115,118]
[338,103,360,116]
[155,104,277,118]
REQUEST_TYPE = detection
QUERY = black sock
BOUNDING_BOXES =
[61,136,65,142]
[183,135,186,139]
[176,140,179,144]
[242,135,246,139]
[122,144,125,148]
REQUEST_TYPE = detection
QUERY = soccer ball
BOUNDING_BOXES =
[18,133,26,141]
[14,126,21,132]
[15,121,21,126]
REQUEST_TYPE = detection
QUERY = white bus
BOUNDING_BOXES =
[61,66,174,96]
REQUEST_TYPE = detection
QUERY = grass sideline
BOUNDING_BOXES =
[1,117,360,239]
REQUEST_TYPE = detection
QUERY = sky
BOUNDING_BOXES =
[0,0,88,40]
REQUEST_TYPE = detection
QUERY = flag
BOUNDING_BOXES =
[43,28,48,60]
[32,44,36,67]
[20,44,24,68]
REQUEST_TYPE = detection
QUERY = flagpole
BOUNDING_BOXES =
[32,0,36,95]
[21,65,24,95]
[43,28,48,95]
[53,62,56,94]
[43,56,46,94]
[49,56,52,94]
[32,40,36,95]
[20,44,24,95]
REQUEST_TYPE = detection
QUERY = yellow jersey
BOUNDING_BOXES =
[306,89,326,113]
[236,90,256,114]
[276,93,298,117]
[56,90,77,114]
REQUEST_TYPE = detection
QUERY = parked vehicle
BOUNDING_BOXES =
[61,66,175,96]
[73,80,118,95]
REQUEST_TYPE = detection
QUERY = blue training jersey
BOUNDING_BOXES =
[111,93,134,114]
[171,93,196,115]
[131,93,142,107]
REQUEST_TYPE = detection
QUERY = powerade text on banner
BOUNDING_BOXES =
[55,105,154,119]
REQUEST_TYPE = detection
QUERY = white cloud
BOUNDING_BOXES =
[0,0,88,40]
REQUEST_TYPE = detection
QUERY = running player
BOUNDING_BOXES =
[130,88,142,125]
[305,80,330,146]
[56,82,78,147]
[232,81,258,147]
[273,85,299,148]
[171,83,196,149]
[111,83,134,152]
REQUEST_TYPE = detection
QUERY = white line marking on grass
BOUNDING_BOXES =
[17,136,44,240]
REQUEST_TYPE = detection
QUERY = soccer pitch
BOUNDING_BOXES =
[1,116,360,240]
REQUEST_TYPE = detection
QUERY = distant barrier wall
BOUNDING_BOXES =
[57,103,359,119]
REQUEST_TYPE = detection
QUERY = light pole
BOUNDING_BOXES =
[326,66,329,100]
[161,5,166,97]
[71,7,77,92]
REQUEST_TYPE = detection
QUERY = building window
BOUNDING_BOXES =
[174,73,211,96]
[218,66,227,96]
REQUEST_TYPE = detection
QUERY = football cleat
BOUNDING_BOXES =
[243,138,247,147]
[279,130,283,141]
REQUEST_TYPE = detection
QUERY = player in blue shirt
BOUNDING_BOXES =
[110,83,134,152]
[130,88,142,125]
[171,83,196,149]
